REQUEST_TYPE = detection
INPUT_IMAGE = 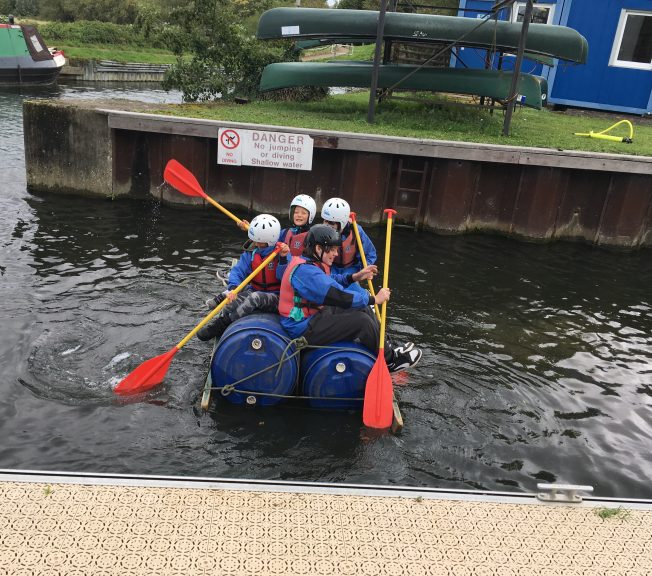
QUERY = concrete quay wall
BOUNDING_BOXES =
[23,99,652,248]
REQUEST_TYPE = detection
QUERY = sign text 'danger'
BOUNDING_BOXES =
[217,128,314,171]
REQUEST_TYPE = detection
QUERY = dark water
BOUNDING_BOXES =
[1,84,651,498]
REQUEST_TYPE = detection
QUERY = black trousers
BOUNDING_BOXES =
[302,306,393,361]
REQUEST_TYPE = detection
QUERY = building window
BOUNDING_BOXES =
[511,2,555,25]
[610,10,652,70]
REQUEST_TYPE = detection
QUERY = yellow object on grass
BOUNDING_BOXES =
[574,119,634,143]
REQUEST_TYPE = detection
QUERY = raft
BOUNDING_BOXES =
[202,314,403,430]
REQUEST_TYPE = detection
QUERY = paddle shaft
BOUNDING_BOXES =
[204,194,249,230]
[349,213,380,321]
[176,247,280,349]
[379,209,396,347]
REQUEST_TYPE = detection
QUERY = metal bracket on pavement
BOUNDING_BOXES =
[537,483,594,503]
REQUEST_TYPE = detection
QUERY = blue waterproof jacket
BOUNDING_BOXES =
[280,256,373,338]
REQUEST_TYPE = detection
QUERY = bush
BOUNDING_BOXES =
[162,0,312,102]
[38,20,177,50]
[39,0,138,24]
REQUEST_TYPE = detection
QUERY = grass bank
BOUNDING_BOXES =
[57,45,176,64]
[157,91,652,156]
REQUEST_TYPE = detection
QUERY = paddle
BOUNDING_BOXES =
[163,159,249,230]
[363,208,396,429]
[349,212,380,322]
[114,246,281,395]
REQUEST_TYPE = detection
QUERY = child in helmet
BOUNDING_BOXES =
[198,214,290,341]
[321,197,377,295]
[278,225,422,372]
[280,194,317,257]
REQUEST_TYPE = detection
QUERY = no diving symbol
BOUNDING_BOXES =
[221,130,240,149]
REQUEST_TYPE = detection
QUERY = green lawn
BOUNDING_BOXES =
[56,45,177,65]
[156,91,652,156]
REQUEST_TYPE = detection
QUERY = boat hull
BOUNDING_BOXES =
[257,8,588,64]
[260,62,548,109]
[0,56,63,85]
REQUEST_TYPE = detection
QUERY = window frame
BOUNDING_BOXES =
[511,2,556,25]
[609,9,652,71]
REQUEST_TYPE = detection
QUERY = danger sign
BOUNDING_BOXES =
[217,128,313,171]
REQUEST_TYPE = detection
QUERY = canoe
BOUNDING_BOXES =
[260,62,549,109]
[257,8,588,63]
[0,24,65,86]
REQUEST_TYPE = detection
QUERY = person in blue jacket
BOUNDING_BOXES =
[321,197,376,296]
[280,193,317,256]
[198,214,290,341]
[278,225,422,372]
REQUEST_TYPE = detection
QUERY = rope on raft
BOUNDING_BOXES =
[214,337,369,401]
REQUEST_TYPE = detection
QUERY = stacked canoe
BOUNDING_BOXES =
[256,8,589,109]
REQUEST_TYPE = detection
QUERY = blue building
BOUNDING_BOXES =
[456,1,652,114]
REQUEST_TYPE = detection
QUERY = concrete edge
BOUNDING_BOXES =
[2,469,651,510]
[101,108,652,175]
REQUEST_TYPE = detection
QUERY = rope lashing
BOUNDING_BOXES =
[216,340,373,400]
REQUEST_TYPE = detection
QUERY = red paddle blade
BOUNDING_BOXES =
[163,159,205,199]
[114,347,178,395]
[363,352,393,429]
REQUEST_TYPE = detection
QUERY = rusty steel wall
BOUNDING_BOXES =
[112,130,651,248]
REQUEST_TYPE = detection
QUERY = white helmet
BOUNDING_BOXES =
[290,194,316,224]
[248,214,281,247]
[321,197,350,230]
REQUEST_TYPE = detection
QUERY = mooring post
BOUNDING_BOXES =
[367,0,389,124]
[502,0,534,136]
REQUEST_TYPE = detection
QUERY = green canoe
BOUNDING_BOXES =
[257,8,588,63]
[259,62,549,109]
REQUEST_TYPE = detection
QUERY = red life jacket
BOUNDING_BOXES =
[334,230,357,268]
[285,228,309,257]
[250,250,281,292]
[278,257,329,319]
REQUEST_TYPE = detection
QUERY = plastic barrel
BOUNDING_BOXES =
[210,314,298,406]
[300,342,376,409]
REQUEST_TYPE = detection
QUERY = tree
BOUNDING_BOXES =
[39,0,138,23]
[163,0,315,102]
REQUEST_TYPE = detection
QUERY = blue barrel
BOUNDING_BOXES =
[210,314,298,406]
[300,342,375,409]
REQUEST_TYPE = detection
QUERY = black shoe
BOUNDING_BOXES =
[197,315,230,341]
[387,347,422,373]
[206,293,227,310]
[393,342,414,354]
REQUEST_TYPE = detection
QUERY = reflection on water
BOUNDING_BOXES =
[1,83,651,498]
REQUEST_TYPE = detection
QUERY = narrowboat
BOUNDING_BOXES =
[0,24,65,86]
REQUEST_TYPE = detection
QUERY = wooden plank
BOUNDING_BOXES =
[391,395,403,434]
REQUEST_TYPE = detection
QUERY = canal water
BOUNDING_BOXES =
[1,83,651,499]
